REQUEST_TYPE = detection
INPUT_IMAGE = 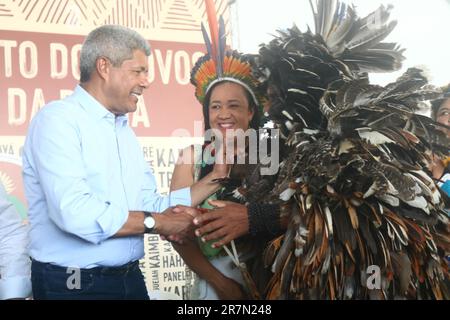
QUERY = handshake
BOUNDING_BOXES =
[156,200,249,248]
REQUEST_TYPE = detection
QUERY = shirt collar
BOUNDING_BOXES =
[115,114,129,127]
[74,85,117,122]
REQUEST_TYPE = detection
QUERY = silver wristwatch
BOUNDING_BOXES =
[143,211,156,234]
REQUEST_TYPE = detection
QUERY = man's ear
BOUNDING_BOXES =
[96,56,110,81]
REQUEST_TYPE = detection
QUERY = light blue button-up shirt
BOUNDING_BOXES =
[0,182,31,299]
[22,85,191,268]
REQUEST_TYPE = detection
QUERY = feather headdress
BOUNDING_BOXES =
[250,0,406,138]
[190,0,264,108]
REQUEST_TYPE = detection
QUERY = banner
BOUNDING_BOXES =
[0,30,206,136]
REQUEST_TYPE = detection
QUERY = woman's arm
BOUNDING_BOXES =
[174,146,230,207]
[190,158,231,207]
[170,147,245,299]
[171,240,245,299]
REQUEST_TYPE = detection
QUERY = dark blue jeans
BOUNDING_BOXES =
[31,259,149,300]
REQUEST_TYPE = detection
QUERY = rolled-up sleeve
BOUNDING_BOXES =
[0,276,31,300]
[27,110,128,244]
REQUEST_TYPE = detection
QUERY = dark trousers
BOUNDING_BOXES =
[31,259,149,300]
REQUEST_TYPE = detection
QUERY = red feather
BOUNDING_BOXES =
[205,0,219,63]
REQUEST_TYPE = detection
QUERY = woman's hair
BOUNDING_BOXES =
[431,84,450,120]
[79,25,151,82]
[202,81,261,131]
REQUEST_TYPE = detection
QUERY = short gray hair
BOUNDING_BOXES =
[79,25,151,82]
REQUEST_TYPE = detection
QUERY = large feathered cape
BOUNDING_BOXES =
[239,0,450,299]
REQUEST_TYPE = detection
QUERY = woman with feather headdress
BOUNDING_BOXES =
[170,0,281,300]
[170,57,267,299]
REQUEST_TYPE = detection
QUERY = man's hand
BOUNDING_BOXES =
[158,206,202,244]
[193,200,249,248]
[154,206,198,240]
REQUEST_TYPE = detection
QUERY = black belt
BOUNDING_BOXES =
[32,259,140,276]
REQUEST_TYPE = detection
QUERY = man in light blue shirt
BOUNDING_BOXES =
[0,181,31,300]
[22,25,227,300]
